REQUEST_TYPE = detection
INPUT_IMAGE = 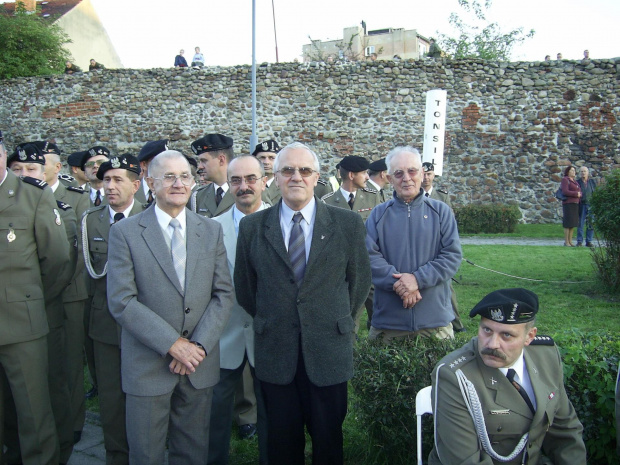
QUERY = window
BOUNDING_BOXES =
[364,46,375,57]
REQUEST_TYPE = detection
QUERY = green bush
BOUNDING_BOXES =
[351,336,463,464]
[590,169,620,293]
[454,203,521,233]
[555,330,619,465]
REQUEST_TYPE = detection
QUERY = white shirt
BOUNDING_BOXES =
[232,202,268,236]
[266,178,275,188]
[279,198,316,263]
[424,186,434,197]
[339,187,355,202]
[154,204,187,247]
[214,182,229,194]
[141,179,150,198]
[499,350,537,410]
[90,186,105,203]
[108,201,135,224]
[49,179,60,193]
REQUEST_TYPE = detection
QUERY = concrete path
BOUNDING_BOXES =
[68,412,105,464]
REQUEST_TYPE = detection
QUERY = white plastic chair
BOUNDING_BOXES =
[416,385,433,465]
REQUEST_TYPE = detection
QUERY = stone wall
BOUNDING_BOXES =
[1,58,619,223]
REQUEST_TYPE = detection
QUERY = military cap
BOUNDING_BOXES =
[252,139,280,156]
[191,134,233,155]
[339,155,370,173]
[138,139,169,162]
[185,155,198,169]
[81,146,110,169]
[8,143,45,165]
[422,162,435,172]
[96,153,141,180]
[368,158,387,172]
[470,288,538,324]
[33,140,61,155]
[67,151,86,168]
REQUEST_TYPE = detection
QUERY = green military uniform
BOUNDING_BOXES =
[428,186,452,209]
[0,172,72,465]
[58,173,79,187]
[82,202,143,464]
[366,180,392,203]
[314,178,332,200]
[191,183,234,217]
[321,187,381,223]
[429,336,586,464]
[262,178,280,205]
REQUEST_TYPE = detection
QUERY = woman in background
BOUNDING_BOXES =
[561,165,581,246]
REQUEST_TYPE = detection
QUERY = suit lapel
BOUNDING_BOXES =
[524,348,554,425]
[215,190,234,216]
[184,211,201,293]
[219,210,237,268]
[264,203,292,271]
[306,200,334,274]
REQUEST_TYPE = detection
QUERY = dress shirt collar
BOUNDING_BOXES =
[499,350,525,382]
[280,196,316,227]
[108,200,135,224]
[154,204,187,239]
[232,202,268,235]
[90,186,105,203]
[142,178,150,197]
[340,187,355,201]
[424,186,433,197]
[0,169,7,187]
[49,179,60,192]
[214,182,229,194]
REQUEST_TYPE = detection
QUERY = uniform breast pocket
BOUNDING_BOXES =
[89,238,108,255]
[0,217,29,252]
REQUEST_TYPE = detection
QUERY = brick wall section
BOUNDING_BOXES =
[1,57,619,223]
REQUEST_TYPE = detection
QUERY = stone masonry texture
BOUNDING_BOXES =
[1,58,619,223]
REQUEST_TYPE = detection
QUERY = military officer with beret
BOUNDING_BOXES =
[367,157,392,203]
[191,134,235,217]
[0,134,72,465]
[67,150,90,190]
[429,288,586,464]
[82,154,143,464]
[81,146,110,207]
[137,139,169,205]
[30,140,78,187]
[252,139,280,205]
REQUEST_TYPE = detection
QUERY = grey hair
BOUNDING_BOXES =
[228,155,265,178]
[148,150,190,177]
[274,142,320,172]
[385,146,421,174]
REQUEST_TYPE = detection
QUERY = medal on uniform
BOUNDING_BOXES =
[7,228,16,242]
[53,209,62,225]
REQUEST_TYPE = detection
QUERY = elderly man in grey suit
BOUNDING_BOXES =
[208,155,269,465]
[234,142,372,465]
[107,150,233,465]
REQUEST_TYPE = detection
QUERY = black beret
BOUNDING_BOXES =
[339,155,370,173]
[0,130,3,143]
[470,288,538,324]
[67,151,86,168]
[185,155,198,169]
[422,162,434,172]
[96,153,141,180]
[139,139,169,162]
[81,146,110,169]
[191,134,233,155]
[9,143,45,165]
[368,158,387,172]
[32,140,61,155]
[252,139,280,156]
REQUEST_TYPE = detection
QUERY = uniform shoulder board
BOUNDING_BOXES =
[529,335,554,346]
[317,179,327,186]
[59,173,76,182]
[446,350,476,371]
[21,176,48,189]
[437,188,449,195]
[362,186,378,194]
[67,186,87,194]
[84,204,107,216]
[56,200,72,211]
[321,191,336,201]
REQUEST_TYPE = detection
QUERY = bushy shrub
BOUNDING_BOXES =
[555,330,619,465]
[590,169,620,293]
[454,203,521,233]
[351,336,463,464]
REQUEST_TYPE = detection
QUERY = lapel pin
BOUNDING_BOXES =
[549,392,555,399]
[424,215,428,219]
[491,377,497,385]
[321,235,325,240]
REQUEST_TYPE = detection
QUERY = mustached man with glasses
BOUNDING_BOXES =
[234,142,371,465]
[107,150,233,464]
[365,146,462,341]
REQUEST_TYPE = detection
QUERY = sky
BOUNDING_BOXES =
[4,0,620,67]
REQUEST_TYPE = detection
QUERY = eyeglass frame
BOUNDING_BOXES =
[276,166,317,178]
[390,167,421,180]
[150,173,193,186]
[84,160,106,168]
[228,174,264,186]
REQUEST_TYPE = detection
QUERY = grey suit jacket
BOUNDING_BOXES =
[234,198,371,387]
[213,208,257,370]
[107,206,234,396]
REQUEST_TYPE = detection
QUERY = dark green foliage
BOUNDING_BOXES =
[0,3,71,80]
[555,330,619,464]
[455,203,521,233]
[351,336,464,464]
[590,169,620,293]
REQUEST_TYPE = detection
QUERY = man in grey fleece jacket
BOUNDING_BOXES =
[365,146,462,340]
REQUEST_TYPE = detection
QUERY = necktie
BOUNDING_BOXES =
[113,212,125,223]
[147,190,154,203]
[507,369,535,415]
[170,218,186,291]
[425,192,430,197]
[348,193,355,209]
[288,212,306,286]
[95,190,102,206]
[215,187,224,207]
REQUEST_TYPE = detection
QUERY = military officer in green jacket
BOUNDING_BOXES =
[252,139,281,205]
[429,288,586,465]
[367,157,392,203]
[82,154,143,464]
[0,134,72,465]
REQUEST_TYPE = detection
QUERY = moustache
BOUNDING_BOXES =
[480,348,507,360]
[236,189,254,196]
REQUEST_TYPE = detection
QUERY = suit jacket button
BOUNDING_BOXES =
[296,299,301,304]
[182,330,189,337]
[185,308,190,314]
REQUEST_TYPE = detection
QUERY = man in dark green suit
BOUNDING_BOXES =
[234,142,371,465]
[430,288,586,464]
[367,157,392,203]
[82,154,143,464]
[0,134,72,465]
[252,139,281,205]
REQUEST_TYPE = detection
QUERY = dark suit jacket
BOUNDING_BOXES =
[234,198,371,387]
[107,206,234,396]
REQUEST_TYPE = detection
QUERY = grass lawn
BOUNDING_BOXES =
[461,222,564,239]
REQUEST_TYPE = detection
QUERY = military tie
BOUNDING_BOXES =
[170,218,186,291]
[348,193,355,209]
[215,187,224,207]
[425,192,430,197]
[94,190,102,206]
[288,212,306,286]
[113,212,125,223]
[147,190,154,203]
[507,369,535,415]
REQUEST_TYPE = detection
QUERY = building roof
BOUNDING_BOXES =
[2,1,82,20]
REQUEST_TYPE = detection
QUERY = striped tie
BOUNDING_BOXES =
[288,212,306,286]
[169,218,186,291]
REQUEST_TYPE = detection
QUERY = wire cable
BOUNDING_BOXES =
[462,258,594,284]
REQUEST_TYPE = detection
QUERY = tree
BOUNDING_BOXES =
[0,2,71,80]
[438,0,534,61]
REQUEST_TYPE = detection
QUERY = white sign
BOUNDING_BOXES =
[423,89,447,176]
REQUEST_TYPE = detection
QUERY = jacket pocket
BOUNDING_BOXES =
[6,283,44,302]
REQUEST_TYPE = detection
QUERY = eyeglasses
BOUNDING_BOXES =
[84,160,105,168]
[151,173,193,186]
[229,175,261,186]
[277,167,316,178]
[391,168,420,179]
